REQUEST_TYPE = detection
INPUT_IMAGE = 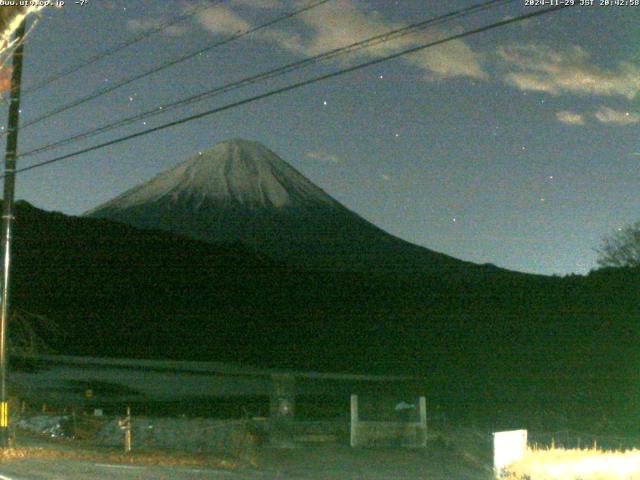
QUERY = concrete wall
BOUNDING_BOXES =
[350,395,427,447]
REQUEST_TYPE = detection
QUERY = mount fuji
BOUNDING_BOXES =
[86,139,474,273]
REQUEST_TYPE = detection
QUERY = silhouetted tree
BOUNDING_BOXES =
[596,221,640,268]
[9,309,59,356]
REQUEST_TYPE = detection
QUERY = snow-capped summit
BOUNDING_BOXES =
[88,139,339,212]
[86,139,467,272]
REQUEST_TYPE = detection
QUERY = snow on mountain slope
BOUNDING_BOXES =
[86,139,469,272]
[88,139,340,212]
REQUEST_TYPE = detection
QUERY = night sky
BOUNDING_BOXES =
[2,0,638,275]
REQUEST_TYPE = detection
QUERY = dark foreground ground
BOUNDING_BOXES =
[254,443,493,480]
[0,459,244,480]
[0,430,494,480]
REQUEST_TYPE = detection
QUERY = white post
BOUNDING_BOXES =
[124,406,132,453]
[350,394,358,447]
[418,396,427,447]
[118,406,132,453]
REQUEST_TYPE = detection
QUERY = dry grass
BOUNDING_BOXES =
[502,446,640,480]
[0,442,244,470]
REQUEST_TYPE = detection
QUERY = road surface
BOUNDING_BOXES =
[0,444,493,479]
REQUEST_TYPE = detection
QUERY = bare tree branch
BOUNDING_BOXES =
[596,221,640,269]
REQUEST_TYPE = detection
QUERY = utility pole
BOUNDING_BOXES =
[0,20,26,448]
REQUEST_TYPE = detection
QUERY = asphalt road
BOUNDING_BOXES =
[0,444,493,479]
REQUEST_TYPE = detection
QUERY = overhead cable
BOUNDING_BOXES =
[22,1,223,95]
[19,0,514,159]
[17,0,333,131]
[11,4,572,177]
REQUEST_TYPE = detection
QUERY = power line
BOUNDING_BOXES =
[17,0,332,132]
[11,4,571,177]
[22,1,222,96]
[19,0,514,159]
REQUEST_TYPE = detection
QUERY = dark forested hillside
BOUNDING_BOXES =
[6,201,640,427]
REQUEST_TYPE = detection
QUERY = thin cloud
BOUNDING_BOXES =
[594,107,640,125]
[259,0,486,80]
[230,0,284,8]
[498,44,640,99]
[126,18,188,37]
[306,151,341,164]
[195,5,251,36]
[556,110,585,125]
[407,38,487,81]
